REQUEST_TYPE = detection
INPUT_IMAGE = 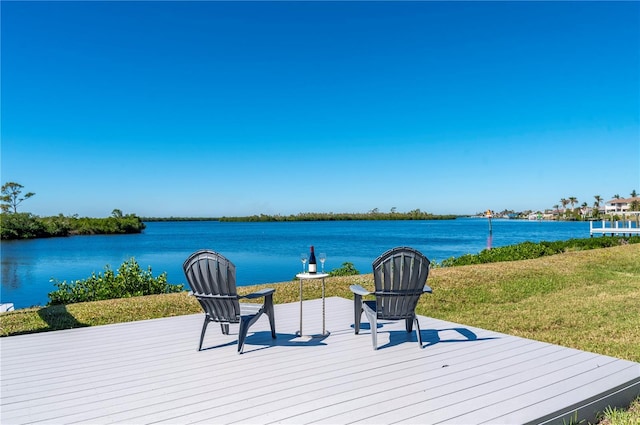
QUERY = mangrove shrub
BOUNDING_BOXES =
[48,258,184,305]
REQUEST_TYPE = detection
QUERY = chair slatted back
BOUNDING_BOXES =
[372,247,430,320]
[183,250,241,323]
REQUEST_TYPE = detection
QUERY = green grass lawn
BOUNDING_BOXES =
[1,243,639,423]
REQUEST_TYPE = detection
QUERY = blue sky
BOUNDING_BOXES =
[2,1,639,217]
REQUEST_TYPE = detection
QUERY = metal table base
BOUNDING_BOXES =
[295,272,329,338]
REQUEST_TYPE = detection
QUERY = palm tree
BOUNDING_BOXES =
[568,196,578,212]
[631,190,638,198]
[580,202,588,219]
[560,198,569,218]
[594,195,602,207]
[553,204,560,218]
[593,195,603,218]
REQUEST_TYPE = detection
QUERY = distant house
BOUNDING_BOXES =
[605,197,640,214]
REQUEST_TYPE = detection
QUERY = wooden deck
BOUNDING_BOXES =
[1,297,639,425]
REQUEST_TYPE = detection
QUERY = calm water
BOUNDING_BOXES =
[1,218,590,309]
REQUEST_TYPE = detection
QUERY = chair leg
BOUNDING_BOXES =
[370,315,378,350]
[265,295,276,339]
[405,316,414,333]
[238,317,250,354]
[354,294,362,334]
[415,317,423,348]
[238,311,265,354]
[362,305,378,350]
[220,323,230,335]
[199,318,210,351]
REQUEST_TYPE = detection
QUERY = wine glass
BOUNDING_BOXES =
[319,252,326,273]
[300,253,308,273]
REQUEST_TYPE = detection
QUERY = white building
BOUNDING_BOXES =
[604,196,640,214]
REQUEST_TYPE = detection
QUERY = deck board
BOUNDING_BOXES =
[1,297,638,425]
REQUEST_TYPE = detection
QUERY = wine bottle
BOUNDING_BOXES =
[308,246,317,274]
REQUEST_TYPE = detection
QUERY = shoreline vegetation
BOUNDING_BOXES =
[0,210,146,240]
[0,209,468,240]
[143,210,458,222]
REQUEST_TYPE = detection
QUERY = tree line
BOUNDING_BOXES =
[1,211,146,240]
[218,209,458,222]
[1,182,145,240]
[142,209,458,222]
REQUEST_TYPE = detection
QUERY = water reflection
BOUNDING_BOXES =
[1,245,43,307]
[2,255,22,290]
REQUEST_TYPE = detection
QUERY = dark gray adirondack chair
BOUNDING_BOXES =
[183,250,276,354]
[350,246,432,350]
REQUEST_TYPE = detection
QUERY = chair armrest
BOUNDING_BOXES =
[192,294,236,299]
[240,288,275,299]
[349,285,371,296]
[423,284,433,294]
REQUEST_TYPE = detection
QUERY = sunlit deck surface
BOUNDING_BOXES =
[2,297,639,425]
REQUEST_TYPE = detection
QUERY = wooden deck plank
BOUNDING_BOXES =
[287,348,593,425]
[1,297,638,425]
[253,344,563,423]
[370,356,624,424]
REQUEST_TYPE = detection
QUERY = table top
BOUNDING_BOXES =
[296,272,329,279]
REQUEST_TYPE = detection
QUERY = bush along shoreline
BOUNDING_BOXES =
[48,258,183,305]
[437,235,640,267]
